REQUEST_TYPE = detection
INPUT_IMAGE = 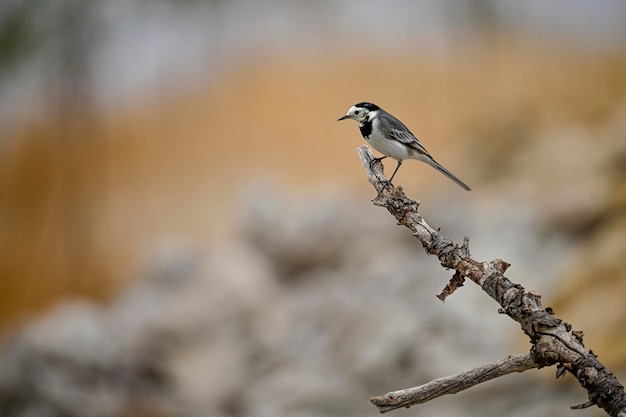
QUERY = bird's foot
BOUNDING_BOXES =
[378,179,394,192]
[369,156,387,171]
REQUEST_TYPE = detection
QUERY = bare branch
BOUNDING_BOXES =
[357,145,626,417]
[370,353,539,413]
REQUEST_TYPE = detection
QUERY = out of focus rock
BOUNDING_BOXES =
[0,302,170,417]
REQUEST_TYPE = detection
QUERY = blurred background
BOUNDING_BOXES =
[0,0,625,416]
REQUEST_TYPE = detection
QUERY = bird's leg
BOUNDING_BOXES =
[378,159,402,192]
[371,156,390,190]
[388,160,403,183]
[369,155,387,170]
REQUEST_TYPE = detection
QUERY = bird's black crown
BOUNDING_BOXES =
[355,102,380,111]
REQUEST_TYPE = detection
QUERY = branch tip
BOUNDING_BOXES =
[571,401,594,410]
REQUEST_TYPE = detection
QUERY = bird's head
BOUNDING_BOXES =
[337,102,380,123]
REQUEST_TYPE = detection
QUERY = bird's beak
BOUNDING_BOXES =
[337,115,349,121]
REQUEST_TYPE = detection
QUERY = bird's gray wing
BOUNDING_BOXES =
[389,128,431,157]
[378,112,432,156]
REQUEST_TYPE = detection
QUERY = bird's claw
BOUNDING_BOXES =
[379,179,393,192]
[369,156,386,171]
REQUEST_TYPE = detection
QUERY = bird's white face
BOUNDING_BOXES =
[338,105,372,123]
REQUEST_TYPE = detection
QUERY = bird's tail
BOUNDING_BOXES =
[426,158,471,191]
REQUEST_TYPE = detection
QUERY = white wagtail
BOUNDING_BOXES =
[338,102,471,191]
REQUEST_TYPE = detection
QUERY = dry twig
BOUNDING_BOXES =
[357,145,626,417]
[370,353,537,412]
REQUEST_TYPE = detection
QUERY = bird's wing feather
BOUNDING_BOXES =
[378,112,431,156]
[389,128,431,156]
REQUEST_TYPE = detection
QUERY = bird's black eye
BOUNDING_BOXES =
[354,111,360,115]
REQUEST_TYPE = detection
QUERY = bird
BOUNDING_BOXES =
[338,102,471,191]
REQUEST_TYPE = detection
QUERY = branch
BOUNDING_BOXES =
[370,353,538,413]
[357,146,626,417]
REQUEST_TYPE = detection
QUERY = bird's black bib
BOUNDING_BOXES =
[359,120,372,139]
